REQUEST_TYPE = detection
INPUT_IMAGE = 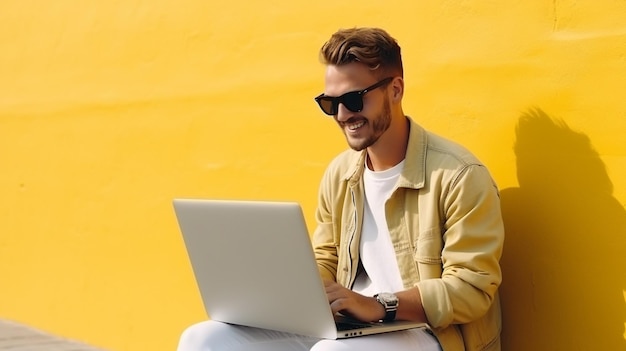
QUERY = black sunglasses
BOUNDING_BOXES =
[314,77,393,116]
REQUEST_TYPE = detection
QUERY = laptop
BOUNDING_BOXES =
[173,199,429,339]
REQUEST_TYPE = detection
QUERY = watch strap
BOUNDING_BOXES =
[374,293,398,322]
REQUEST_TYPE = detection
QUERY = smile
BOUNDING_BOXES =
[346,120,366,131]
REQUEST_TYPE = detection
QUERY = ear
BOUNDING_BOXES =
[390,77,404,103]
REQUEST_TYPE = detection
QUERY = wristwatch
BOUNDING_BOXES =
[374,292,399,322]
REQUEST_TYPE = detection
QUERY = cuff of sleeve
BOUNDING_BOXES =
[417,279,453,328]
[318,266,336,282]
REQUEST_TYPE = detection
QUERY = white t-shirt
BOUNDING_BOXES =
[352,159,405,296]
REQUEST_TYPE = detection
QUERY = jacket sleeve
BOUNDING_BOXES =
[312,166,339,282]
[417,164,504,327]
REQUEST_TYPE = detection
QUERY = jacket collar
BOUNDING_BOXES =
[342,117,427,189]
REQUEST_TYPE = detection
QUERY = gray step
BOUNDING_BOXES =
[0,320,107,351]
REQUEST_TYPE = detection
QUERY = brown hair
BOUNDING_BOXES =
[320,27,403,78]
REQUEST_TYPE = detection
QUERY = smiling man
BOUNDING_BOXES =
[177,27,505,351]
[311,27,504,351]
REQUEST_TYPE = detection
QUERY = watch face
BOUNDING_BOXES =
[375,292,398,321]
[378,292,398,306]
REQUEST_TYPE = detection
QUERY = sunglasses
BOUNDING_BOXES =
[314,77,393,116]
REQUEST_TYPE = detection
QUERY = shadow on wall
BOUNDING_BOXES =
[499,108,626,351]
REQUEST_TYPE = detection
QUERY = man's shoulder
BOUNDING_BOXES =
[423,130,483,167]
[406,117,483,168]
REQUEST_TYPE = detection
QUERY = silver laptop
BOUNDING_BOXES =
[173,199,429,339]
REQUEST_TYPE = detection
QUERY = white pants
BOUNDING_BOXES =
[177,320,441,351]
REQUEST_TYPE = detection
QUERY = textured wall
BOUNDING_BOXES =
[1,1,624,350]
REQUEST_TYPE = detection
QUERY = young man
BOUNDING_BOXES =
[177,27,504,351]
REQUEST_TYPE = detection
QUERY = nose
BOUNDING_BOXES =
[334,102,353,123]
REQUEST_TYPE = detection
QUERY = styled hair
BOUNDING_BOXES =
[320,27,403,78]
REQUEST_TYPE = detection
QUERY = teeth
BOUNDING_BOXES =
[347,121,365,130]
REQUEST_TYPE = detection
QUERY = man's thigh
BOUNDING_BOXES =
[177,321,319,351]
[177,321,439,351]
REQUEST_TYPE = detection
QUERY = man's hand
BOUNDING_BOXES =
[323,280,385,322]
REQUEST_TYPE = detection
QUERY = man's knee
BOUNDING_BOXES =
[177,321,215,350]
[309,339,347,351]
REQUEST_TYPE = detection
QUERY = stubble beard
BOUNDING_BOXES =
[346,97,392,151]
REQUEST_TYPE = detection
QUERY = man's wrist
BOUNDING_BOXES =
[374,292,399,322]
[371,297,386,321]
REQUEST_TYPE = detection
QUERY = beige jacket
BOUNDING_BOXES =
[312,118,504,351]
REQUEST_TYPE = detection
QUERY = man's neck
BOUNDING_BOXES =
[366,116,410,171]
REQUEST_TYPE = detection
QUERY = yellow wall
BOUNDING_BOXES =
[1,1,624,350]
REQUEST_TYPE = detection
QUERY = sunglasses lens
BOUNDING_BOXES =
[342,92,363,112]
[317,98,335,115]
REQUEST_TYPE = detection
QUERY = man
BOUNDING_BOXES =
[177,27,504,351]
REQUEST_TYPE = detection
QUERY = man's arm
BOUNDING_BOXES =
[324,280,428,323]
[418,164,504,327]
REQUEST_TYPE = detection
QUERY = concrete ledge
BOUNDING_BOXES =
[0,320,107,351]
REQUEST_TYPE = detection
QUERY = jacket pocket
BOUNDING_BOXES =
[414,227,443,279]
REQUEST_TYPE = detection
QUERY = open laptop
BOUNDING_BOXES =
[173,199,429,339]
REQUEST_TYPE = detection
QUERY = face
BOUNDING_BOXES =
[323,63,392,151]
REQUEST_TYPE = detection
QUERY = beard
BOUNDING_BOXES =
[345,96,392,151]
